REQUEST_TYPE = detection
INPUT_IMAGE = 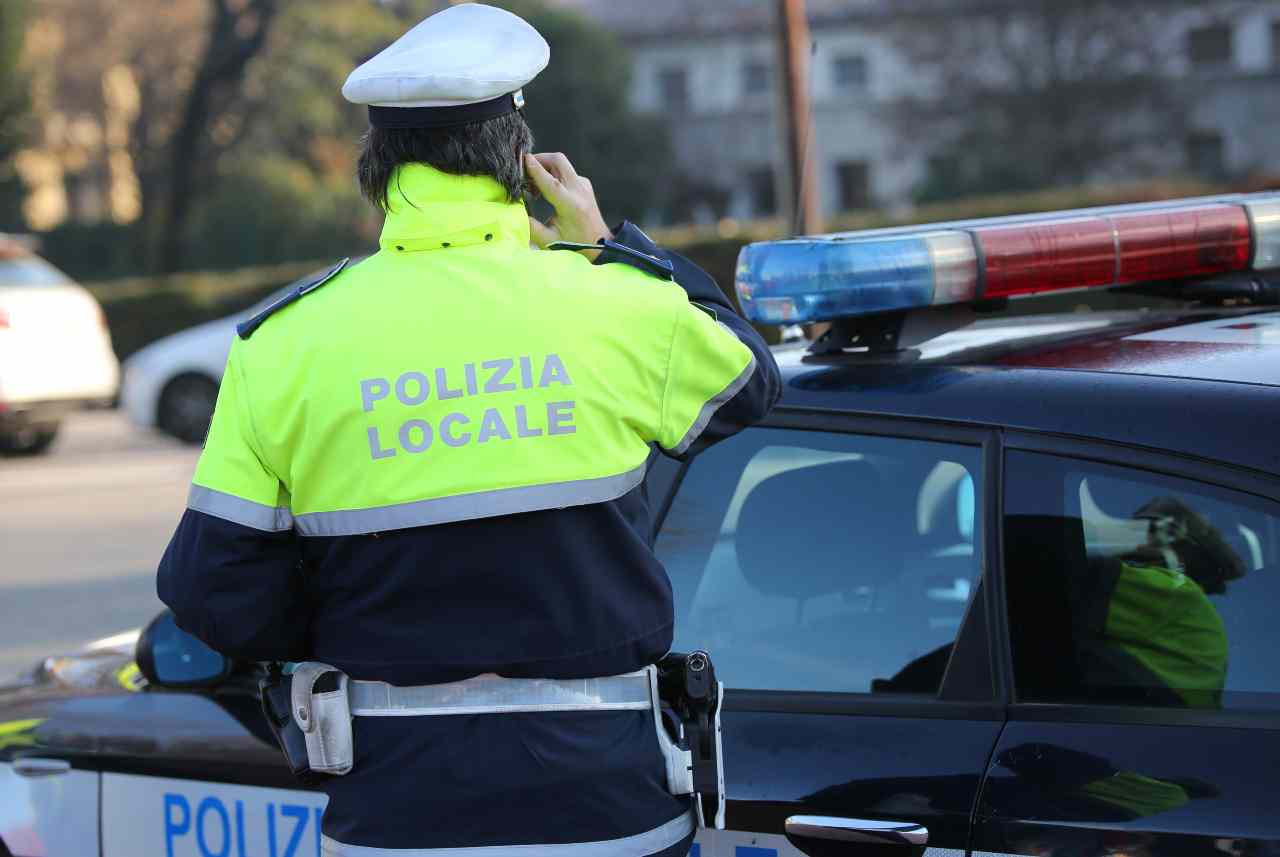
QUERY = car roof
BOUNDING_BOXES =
[773,306,1280,477]
[983,309,1280,387]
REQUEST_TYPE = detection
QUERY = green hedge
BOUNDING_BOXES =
[91,178,1235,360]
[89,260,331,360]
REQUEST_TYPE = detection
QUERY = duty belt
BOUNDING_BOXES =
[260,655,726,829]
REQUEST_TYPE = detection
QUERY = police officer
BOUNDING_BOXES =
[156,4,780,856]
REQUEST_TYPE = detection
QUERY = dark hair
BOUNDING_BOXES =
[357,112,534,210]
[1129,495,1245,595]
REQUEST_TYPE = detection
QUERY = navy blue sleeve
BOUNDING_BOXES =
[596,221,782,455]
[156,509,310,662]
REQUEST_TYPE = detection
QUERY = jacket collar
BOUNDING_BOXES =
[379,164,530,254]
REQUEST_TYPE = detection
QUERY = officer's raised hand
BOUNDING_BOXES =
[525,152,613,252]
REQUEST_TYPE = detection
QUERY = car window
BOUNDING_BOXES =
[1005,451,1280,711]
[0,254,72,287]
[656,426,984,695]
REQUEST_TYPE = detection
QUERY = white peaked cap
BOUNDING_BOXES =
[343,3,549,128]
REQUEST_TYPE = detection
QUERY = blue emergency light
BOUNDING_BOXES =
[734,194,1280,325]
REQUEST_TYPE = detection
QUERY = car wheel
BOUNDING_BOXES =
[0,423,59,456]
[157,374,219,444]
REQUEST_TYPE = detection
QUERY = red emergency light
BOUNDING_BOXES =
[978,205,1253,299]
[735,194,1280,325]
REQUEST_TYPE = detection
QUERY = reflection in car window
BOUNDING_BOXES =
[656,427,983,694]
[1006,452,1280,711]
[0,255,72,287]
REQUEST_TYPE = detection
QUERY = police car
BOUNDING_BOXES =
[3,193,1280,857]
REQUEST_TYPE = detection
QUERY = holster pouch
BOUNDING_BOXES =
[259,662,354,784]
[648,667,695,797]
[656,651,726,830]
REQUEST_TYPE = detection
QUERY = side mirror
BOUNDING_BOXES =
[135,610,232,689]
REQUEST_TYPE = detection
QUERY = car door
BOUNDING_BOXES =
[0,725,98,857]
[975,437,1280,857]
[0,679,327,857]
[654,412,1006,857]
[85,686,330,857]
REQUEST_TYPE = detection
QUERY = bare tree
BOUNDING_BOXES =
[19,0,278,268]
[0,0,31,230]
[888,0,1207,202]
[123,0,210,248]
[23,0,405,272]
[151,0,280,272]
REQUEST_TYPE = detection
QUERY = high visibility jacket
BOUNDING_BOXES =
[157,164,781,855]
[1080,559,1227,709]
[1101,561,1227,707]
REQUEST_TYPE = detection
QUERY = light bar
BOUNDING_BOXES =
[735,193,1280,325]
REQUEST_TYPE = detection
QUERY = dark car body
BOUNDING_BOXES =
[3,303,1278,857]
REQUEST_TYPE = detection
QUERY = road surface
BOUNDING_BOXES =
[0,411,197,680]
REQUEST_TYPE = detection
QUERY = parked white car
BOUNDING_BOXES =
[0,238,120,455]
[120,285,291,443]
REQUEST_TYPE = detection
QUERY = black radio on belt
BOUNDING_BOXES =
[658,650,724,825]
[259,664,327,785]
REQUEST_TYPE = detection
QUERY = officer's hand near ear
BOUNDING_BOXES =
[525,152,613,254]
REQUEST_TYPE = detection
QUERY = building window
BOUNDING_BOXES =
[657,66,690,112]
[747,167,776,217]
[1187,131,1226,179]
[742,60,770,98]
[836,161,870,211]
[832,54,869,90]
[1187,23,1233,68]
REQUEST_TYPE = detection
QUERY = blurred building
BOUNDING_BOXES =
[564,0,1280,224]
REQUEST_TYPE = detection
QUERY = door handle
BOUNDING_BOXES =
[13,757,72,778]
[786,815,929,847]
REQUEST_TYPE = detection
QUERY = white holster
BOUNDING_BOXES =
[290,662,354,776]
[651,669,726,830]
[648,666,696,797]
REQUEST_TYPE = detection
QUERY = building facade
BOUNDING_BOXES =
[566,0,1280,225]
